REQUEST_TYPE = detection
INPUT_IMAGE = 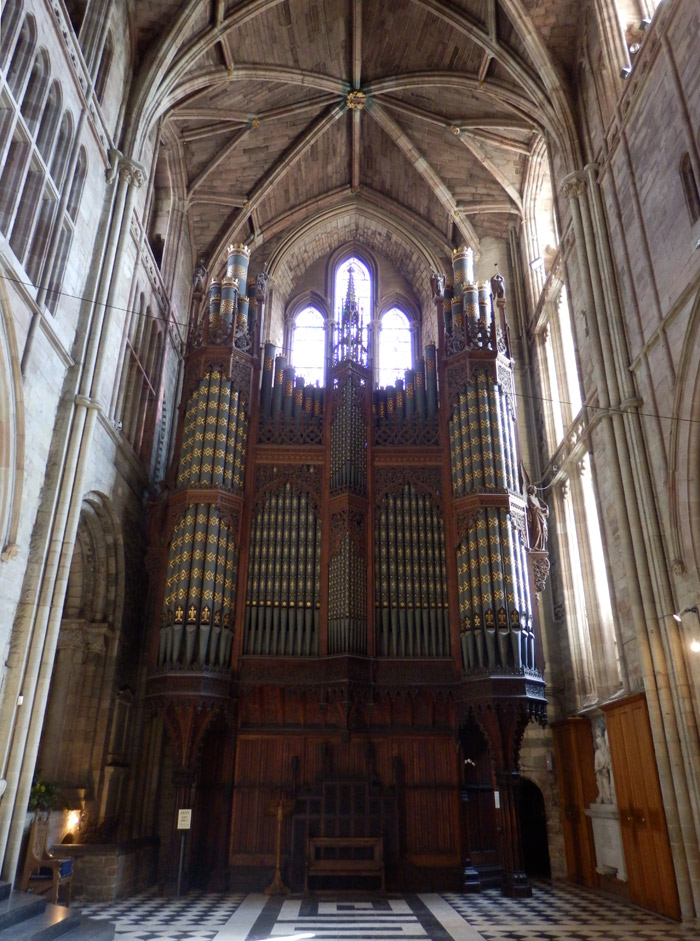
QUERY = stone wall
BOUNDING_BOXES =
[55,839,159,902]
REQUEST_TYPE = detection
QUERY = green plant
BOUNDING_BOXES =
[28,772,60,813]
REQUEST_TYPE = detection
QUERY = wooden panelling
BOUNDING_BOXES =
[226,728,461,875]
[551,718,598,886]
[603,694,681,920]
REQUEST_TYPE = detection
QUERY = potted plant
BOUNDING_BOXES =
[28,772,60,814]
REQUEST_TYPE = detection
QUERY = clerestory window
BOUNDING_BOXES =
[291,306,326,386]
[378,307,412,388]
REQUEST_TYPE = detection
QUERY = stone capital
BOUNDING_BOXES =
[561,172,587,201]
[118,156,147,189]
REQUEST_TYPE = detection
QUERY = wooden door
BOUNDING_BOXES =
[603,694,680,920]
[551,718,598,886]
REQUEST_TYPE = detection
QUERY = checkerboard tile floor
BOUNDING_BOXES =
[443,882,699,939]
[78,890,246,941]
[78,882,699,941]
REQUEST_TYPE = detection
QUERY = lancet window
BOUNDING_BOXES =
[334,256,371,359]
[537,285,582,451]
[290,306,326,387]
[378,307,412,388]
[0,10,82,314]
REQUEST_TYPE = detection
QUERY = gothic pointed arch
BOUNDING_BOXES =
[0,277,25,562]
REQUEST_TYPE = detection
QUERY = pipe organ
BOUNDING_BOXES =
[146,243,548,898]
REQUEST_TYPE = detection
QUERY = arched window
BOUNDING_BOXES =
[94,31,113,105]
[50,111,73,188]
[334,255,371,355]
[46,148,87,313]
[0,4,24,69]
[36,80,61,162]
[681,153,700,225]
[67,147,86,221]
[378,307,412,387]
[6,17,37,99]
[19,49,49,133]
[0,132,30,233]
[9,155,44,262]
[291,306,326,386]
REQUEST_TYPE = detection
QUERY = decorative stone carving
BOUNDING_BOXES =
[561,175,587,201]
[346,90,366,110]
[192,259,208,294]
[430,271,445,299]
[593,719,615,805]
[531,553,550,593]
[526,486,549,551]
[585,803,628,881]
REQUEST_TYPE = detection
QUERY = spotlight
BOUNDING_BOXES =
[620,67,632,79]
[639,18,652,31]
[672,605,698,622]
[672,606,700,653]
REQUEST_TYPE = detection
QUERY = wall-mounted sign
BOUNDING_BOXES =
[177,809,192,830]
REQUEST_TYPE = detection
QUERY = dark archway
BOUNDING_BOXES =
[518,778,551,878]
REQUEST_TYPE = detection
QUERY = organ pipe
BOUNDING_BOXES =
[244,485,321,656]
[374,485,449,658]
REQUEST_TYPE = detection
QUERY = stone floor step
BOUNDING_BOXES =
[0,889,48,931]
[60,916,115,940]
[0,901,80,941]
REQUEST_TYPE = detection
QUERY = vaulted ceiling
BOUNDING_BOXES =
[125,0,584,283]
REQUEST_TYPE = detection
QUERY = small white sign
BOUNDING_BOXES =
[494,791,501,810]
[177,809,192,830]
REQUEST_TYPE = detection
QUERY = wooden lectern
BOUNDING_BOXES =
[265,796,296,894]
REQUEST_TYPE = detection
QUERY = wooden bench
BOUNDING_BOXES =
[305,836,385,892]
[20,813,73,905]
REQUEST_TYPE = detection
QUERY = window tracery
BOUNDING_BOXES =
[0,11,83,314]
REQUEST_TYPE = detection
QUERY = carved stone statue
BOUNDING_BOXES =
[192,258,207,293]
[256,270,269,300]
[526,485,549,551]
[491,270,506,300]
[594,722,614,805]
[430,270,445,299]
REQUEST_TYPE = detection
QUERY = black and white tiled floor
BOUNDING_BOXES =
[79,883,700,941]
[78,890,246,941]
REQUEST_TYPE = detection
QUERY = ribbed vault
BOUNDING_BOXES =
[121,0,587,294]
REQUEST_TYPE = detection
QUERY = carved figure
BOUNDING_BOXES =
[491,270,506,300]
[256,270,269,300]
[430,270,445,299]
[594,722,614,805]
[192,259,207,293]
[526,485,549,551]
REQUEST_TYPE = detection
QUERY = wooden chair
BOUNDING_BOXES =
[20,813,73,905]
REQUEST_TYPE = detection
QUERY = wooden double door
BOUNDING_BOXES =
[553,695,680,920]
[604,694,680,920]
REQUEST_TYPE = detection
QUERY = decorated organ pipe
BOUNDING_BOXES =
[153,245,253,671]
[374,483,449,658]
[244,482,321,656]
[441,255,544,676]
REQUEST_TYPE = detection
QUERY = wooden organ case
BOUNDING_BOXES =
[145,245,548,897]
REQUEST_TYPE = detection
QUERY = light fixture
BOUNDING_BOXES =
[620,67,632,79]
[672,605,698,622]
[672,606,700,653]
[67,809,81,831]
